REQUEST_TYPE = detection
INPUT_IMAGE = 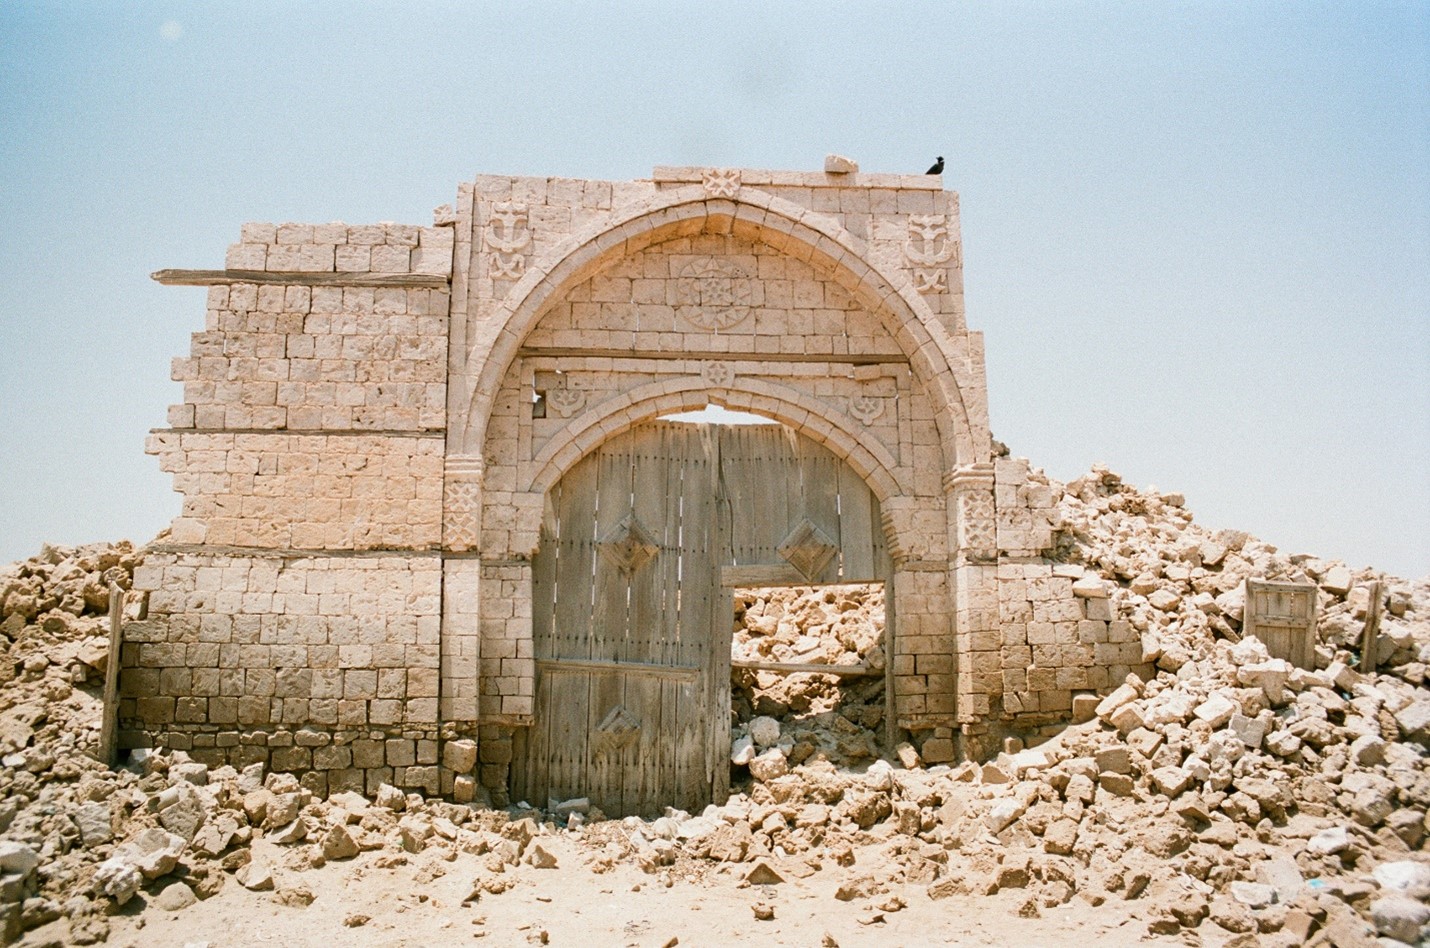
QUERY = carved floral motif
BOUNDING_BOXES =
[903,214,959,295]
[486,202,531,279]
[546,389,586,419]
[700,361,734,387]
[701,168,741,198]
[675,257,753,330]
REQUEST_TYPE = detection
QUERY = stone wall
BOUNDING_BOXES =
[133,163,1177,803]
[120,551,448,795]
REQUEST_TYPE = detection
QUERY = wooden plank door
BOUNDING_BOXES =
[513,420,889,817]
[514,423,719,817]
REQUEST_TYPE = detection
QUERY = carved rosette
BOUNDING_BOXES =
[443,455,484,552]
[946,464,996,562]
[903,214,959,295]
[701,168,741,198]
[485,201,531,280]
[700,361,734,387]
[675,257,752,330]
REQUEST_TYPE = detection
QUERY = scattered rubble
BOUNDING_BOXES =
[2,459,1428,944]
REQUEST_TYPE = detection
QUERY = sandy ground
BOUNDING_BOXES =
[91,832,1180,948]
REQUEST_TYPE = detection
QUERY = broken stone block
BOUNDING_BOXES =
[1071,693,1099,723]
[1149,767,1192,798]
[823,154,859,174]
[748,716,780,749]
[1393,699,1430,743]
[1148,589,1181,612]
[321,824,359,861]
[1229,881,1275,909]
[526,843,558,869]
[1095,683,1140,720]
[236,858,274,891]
[748,748,788,782]
[374,783,405,811]
[114,827,186,880]
[1072,576,1107,599]
[268,817,309,845]
[1193,693,1236,729]
[1094,747,1132,775]
[91,859,142,906]
[1043,818,1078,855]
[1263,730,1302,757]
[1369,895,1429,943]
[1320,566,1354,597]
[985,798,1026,833]
[745,860,785,885]
[1349,733,1386,766]
[1227,713,1267,749]
[894,742,921,770]
[1108,703,1146,734]
[441,739,478,773]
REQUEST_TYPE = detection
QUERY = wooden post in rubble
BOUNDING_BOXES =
[1360,581,1384,675]
[98,583,124,767]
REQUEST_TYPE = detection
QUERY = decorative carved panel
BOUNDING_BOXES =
[486,201,531,280]
[675,257,753,330]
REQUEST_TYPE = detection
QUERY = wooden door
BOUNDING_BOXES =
[512,421,886,817]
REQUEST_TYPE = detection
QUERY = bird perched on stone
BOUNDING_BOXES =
[926,156,944,175]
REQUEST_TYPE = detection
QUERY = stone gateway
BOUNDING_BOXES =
[128,163,1147,813]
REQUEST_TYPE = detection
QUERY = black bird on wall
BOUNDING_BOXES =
[926,156,944,175]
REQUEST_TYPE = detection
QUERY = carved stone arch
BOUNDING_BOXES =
[456,187,988,470]
[525,377,908,515]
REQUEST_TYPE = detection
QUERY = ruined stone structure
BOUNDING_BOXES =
[127,162,1148,812]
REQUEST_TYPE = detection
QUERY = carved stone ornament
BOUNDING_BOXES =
[958,490,996,554]
[848,393,884,426]
[432,203,457,226]
[592,704,641,756]
[675,257,753,330]
[778,518,839,582]
[904,214,959,295]
[700,361,734,387]
[443,455,484,552]
[701,168,741,198]
[597,513,660,575]
[486,201,531,279]
[546,388,586,419]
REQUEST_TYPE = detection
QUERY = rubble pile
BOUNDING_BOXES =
[730,585,886,773]
[0,460,1425,944]
[0,542,139,943]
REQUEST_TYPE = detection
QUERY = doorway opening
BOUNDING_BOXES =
[728,582,887,783]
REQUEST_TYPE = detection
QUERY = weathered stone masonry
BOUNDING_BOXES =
[127,163,1137,802]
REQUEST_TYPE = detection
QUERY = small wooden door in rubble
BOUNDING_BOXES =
[511,421,886,818]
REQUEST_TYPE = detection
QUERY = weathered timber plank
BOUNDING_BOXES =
[151,269,449,288]
[836,463,877,581]
[729,659,879,678]
[535,657,700,681]
[517,346,909,365]
[98,585,124,767]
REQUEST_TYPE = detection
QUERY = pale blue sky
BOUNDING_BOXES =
[1,2,1427,577]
